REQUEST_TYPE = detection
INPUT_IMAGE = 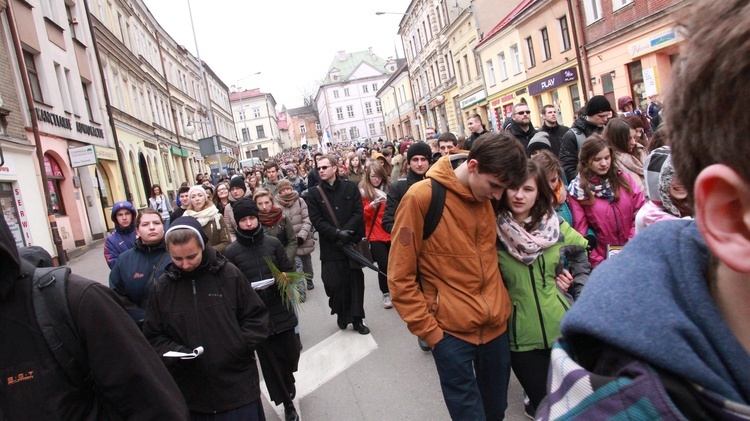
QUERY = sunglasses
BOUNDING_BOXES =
[516,111,531,115]
[318,165,332,170]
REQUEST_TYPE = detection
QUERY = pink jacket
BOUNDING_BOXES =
[568,172,646,268]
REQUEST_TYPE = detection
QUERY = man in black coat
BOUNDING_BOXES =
[504,103,537,148]
[559,95,613,182]
[539,104,570,156]
[463,113,490,151]
[0,215,189,420]
[382,141,432,234]
[306,155,369,334]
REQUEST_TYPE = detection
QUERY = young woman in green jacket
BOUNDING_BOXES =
[496,160,591,415]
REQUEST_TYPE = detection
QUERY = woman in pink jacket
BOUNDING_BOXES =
[568,134,645,268]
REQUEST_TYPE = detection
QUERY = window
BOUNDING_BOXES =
[613,0,633,11]
[463,54,471,80]
[372,83,378,91]
[346,105,354,118]
[436,5,443,29]
[457,60,464,84]
[486,60,496,86]
[253,108,261,118]
[340,129,348,140]
[526,37,536,68]
[541,27,552,61]
[344,88,350,97]
[570,83,581,111]
[238,109,246,120]
[444,53,453,79]
[23,51,43,102]
[66,5,78,40]
[376,100,381,112]
[379,121,385,133]
[350,127,359,139]
[299,124,306,133]
[336,107,343,120]
[256,125,266,138]
[369,123,376,136]
[54,64,72,113]
[82,81,94,121]
[333,90,339,99]
[559,16,572,51]
[241,127,250,141]
[511,44,522,74]
[365,102,373,115]
[584,0,603,24]
[498,52,508,80]
[44,154,66,215]
[362,85,369,93]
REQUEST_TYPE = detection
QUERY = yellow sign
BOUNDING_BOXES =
[95,146,118,161]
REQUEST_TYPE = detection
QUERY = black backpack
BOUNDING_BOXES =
[423,178,446,240]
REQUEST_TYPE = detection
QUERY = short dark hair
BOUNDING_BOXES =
[264,162,279,171]
[438,132,457,145]
[136,208,163,226]
[468,133,527,188]
[542,104,555,114]
[468,113,483,123]
[178,186,190,195]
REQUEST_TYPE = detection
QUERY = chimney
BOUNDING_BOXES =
[368,47,373,54]
[337,50,347,61]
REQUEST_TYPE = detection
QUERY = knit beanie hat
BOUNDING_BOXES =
[276,179,293,193]
[229,176,247,193]
[407,141,432,162]
[526,132,552,157]
[166,216,209,249]
[585,95,614,116]
[232,197,260,225]
[643,146,671,204]
[188,185,206,200]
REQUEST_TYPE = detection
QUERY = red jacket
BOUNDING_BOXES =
[362,195,390,243]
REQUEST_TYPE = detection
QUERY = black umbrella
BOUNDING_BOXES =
[340,243,386,277]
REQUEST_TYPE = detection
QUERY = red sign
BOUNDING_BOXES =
[501,93,515,102]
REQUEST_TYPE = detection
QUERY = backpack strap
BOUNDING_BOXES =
[423,179,446,240]
[32,266,93,389]
[571,127,586,151]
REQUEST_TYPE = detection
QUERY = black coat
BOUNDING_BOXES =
[143,246,269,414]
[464,128,489,150]
[560,117,604,183]
[382,169,426,233]
[306,177,364,261]
[540,123,570,157]
[224,228,297,335]
[505,120,537,149]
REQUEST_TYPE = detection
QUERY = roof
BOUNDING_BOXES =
[321,50,390,86]
[476,0,536,49]
[229,89,265,101]
[287,106,316,117]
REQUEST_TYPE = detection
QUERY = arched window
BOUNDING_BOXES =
[43,153,65,215]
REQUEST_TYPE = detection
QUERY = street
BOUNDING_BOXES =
[69,242,528,420]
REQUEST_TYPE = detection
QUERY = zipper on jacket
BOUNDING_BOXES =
[511,304,518,349]
[528,264,549,349]
[611,202,623,245]
[473,205,490,345]
[557,295,570,311]
[192,278,218,412]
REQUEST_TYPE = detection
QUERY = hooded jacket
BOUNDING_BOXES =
[538,221,750,419]
[559,117,604,183]
[279,196,315,256]
[0,216,189,419]
[388,154,512,347]
[109,238,172,323]
[224,226,297,335]
[104,201,137,269]
[143,246,269,414]
[382,169,426,233]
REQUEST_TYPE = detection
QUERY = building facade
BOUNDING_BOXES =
[230,89,280,161]
[376,59,419,141]
[286,106,320,149]
[315,49,392,144]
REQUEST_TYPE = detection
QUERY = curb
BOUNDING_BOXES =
[66,238,106,261]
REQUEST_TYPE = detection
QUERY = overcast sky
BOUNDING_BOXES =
[143,0,411,110]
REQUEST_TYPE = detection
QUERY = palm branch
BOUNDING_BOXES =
[265,257,307,311]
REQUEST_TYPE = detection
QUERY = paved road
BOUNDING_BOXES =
[68,243,528,420]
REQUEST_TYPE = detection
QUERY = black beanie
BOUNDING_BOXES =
[585,95,614,116]
[232,197,260,225]
[229,176,246,192]
[166,216,209,249]
[407,141,432,162]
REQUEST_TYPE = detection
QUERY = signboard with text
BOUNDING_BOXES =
[528,67,578,96]
[68,145,97,168]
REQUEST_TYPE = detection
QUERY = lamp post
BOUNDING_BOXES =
[186,0,224,176]
[376,11,432,132]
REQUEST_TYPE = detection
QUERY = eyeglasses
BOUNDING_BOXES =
[318,165,331,171]
[516,111,531,115]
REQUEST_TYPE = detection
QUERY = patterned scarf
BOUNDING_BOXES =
[184,205,221,227]
[259,205,284,227]
[569,175,614,203]
[496,211,560,265]
[276,189,299,209]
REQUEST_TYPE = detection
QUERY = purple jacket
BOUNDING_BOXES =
[104,201,137,269]
[568,172,645,268]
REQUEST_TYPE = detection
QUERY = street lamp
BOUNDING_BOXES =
[376,11,432,131]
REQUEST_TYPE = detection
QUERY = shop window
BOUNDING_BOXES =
[570,83,581,112]
[44,154,66,215]
[1,183,26,247]
[600,73,616,111]
[627,60,647,111]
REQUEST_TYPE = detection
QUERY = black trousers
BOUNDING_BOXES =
[321,259,365,323]
[369,241,390,294]
[256,329,300,406]
[510,348,552,412]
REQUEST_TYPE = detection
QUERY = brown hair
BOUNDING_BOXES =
[468,133,528,189]
[648,124,669,152]
[252,188,274,204]
[667,0,750,203]
[531,150,564,207]
[150,184,163,198]
[496,160,554,232]
[359,161,390,201]
[346,152,362,176]
[603,118,633,154]
[165,227,200,248]
[136,208,163,226]
[576,134,631,203]
[214,181,230,207]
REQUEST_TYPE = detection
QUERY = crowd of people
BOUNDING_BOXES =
[2,1,748,418]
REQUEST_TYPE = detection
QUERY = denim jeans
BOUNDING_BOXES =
[431,331,511,420]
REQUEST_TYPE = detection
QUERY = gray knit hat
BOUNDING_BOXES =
[526,131,552,157]
[643,146,672,205]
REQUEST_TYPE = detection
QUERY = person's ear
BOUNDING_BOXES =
[694,164,750,273]
[466,159,479,174]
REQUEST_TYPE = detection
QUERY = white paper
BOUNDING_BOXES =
[164,346,204,359]
[251,278,275,290]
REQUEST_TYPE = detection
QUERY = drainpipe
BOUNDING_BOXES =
[6,1,67,264]
[567,0,591,102]
[82,0,133,203]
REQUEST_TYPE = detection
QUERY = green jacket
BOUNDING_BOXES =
[498,220,590,352]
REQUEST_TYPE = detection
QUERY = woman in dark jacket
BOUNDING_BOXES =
[143,216,269,420]
[109,208,171,324]
[224,198,301,421]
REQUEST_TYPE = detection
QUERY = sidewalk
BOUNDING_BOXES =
[66,241,110,286]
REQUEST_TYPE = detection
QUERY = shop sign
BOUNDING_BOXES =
[628,28,680,58]
[143,141,158,150]
[68,145,97,168]
[642,67,658,96]
[515,88,527,96]
[170,146,189,157]
[35,108,104,138]
[95,146,118,161]
[528,67,578,96]
[491,99,501,107]
[12,184,32,246]
[501,93,515,102]
[459,90,487,109]
[0,153,14,176]
[419,105,427,114]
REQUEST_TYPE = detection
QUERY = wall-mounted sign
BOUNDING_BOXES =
[95,145,118,161]
[459,90,487,109]
[36,108,72,130]
[628,28,681,58]
[69,145,97,168]
[528,67,578,96]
